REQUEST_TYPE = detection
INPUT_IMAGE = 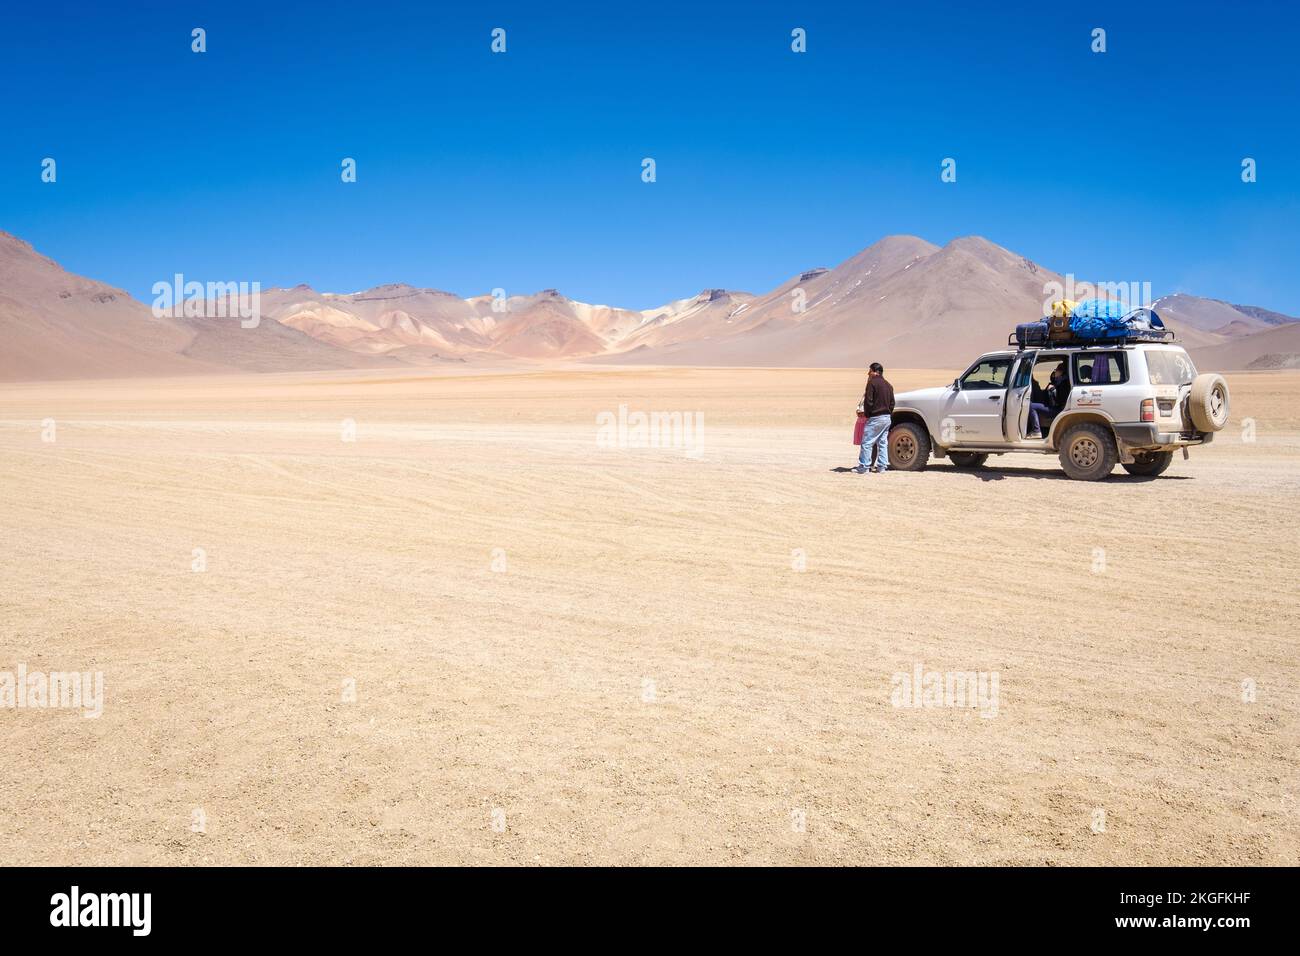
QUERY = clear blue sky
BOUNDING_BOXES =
[2,0,1296,311]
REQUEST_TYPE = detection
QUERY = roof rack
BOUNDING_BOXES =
[1006,328,1175,350]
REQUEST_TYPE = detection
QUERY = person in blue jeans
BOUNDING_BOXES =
[1027,376,1053,438]
[1027,362,1070,438]
[855,362,895,474]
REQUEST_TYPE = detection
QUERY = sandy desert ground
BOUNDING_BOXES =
[1,366,1297,866]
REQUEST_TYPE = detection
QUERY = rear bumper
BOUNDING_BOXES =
[1113,423,1213,448]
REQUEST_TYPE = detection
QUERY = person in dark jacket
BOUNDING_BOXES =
[855,362,895,473]
[1047,363,1071,409]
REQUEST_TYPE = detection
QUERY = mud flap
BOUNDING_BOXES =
[1183,447,1190,460]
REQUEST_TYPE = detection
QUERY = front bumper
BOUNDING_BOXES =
[1113,423,1213,449]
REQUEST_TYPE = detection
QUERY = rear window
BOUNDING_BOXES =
[1146,350,1197,386]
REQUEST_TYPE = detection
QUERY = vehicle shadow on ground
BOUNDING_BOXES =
[829,465,1193,483]
[956,466,1194,483]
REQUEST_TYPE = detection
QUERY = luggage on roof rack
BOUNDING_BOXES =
[1008,305,1172,349]
[1071,299,1129,338]
[1048,313,1073,342]
[1070,299,1129,321]
[1014,321,1050,347]
[1007,326,1174,348]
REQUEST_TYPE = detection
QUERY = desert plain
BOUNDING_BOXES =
[1,365,1297,865]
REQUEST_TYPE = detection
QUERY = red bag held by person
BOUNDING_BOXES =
[853,412,867,445]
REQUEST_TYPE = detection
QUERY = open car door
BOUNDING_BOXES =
[1003,352,1037,441]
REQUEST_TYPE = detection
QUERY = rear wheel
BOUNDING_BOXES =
[1122,449,1174,477]
[947,451,989,469]
[1058,423,1118,481]
[888,422,931,471]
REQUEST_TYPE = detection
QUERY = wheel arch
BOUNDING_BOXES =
[1048,410,1115,449]
[891,408,942,455]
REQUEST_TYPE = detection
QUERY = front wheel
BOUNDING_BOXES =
[1122,449,1174,477]
[888,422,931,471]
[1058,423,1118,481]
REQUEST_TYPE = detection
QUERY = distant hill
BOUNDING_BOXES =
[0,231,216,381]
[1190,322,1300,371]
[2,228,1294,379]
[0,231,405,381]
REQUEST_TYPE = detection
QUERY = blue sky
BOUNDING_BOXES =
[1,0,1296,311]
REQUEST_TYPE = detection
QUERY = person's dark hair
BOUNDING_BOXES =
[869,362,884,375]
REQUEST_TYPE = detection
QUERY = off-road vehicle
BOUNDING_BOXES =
[888,342,1230,480]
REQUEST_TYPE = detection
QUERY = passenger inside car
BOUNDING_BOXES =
[1026,357,1067,439]
[1028,377,1052,438]
[1047,362,1071,409]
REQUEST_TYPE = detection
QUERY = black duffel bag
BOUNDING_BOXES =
[1015,321,1049,347]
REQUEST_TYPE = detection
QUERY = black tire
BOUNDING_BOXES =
[1058,423,1118,481]
[1122,449,1174,477]
[888,421,931,471]
[948,451,989,469]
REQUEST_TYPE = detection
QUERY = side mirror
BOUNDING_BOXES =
[951,378,961,391]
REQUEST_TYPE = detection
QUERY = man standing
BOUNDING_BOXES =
[855,362,895,474]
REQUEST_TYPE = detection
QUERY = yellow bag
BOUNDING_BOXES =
[1049,299,1078,319]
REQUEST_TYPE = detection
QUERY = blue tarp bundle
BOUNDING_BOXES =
[1069,300,1164,339]
[1070,299,1129,321]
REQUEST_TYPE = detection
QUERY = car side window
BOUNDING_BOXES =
[961,358,1012,390]
[1012,358,1034,389]
[1073,352,1127,385]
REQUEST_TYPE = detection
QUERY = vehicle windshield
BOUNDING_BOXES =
[961,357,1012,390]
[1146,350,1197,386]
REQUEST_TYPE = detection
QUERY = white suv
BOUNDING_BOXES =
[888,343,1230,480]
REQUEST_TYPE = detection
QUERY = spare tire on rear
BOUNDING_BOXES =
[1187,373,1230,432]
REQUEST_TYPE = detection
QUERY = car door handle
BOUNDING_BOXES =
[988,395,1001,401]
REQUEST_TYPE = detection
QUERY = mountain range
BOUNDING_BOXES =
[2,228,1296,381]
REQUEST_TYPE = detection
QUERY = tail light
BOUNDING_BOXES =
[1140,399,1155,422]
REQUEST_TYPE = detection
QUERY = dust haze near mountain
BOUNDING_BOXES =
[2,228,1294,380]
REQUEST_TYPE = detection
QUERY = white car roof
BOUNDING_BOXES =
[986,342,1186,358]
